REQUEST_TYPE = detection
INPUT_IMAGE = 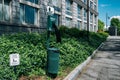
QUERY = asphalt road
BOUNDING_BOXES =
[76,36,120,80]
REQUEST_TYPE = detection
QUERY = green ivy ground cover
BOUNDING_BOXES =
[0,26,108,79]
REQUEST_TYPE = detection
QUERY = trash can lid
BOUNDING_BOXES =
[47,47,59,51]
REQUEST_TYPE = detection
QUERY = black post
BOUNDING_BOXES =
[14,66,17,80]
[87,0,90,42]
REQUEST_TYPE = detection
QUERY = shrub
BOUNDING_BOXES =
[0,26,108,79]
[0,33,47,79]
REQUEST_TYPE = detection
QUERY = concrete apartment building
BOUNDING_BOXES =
[0,0,98,34]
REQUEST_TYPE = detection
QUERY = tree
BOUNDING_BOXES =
[98,19,105,31]
[110,18,120,27]
[110,18,120,35]
[117,23,120,35]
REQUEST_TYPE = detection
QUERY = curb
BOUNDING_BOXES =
[63,42,104,80]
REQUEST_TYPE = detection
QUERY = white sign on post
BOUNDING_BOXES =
[10,54,20,66]
[47,6,55,15]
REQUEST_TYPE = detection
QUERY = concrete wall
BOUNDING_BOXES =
[72,2,77,27]
[61,0,66,26]
[0,0,46,34]
[0,0,98,35]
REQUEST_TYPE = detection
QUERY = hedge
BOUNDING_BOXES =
[0,26,108,79]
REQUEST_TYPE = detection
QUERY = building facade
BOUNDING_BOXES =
[0,0,98,34]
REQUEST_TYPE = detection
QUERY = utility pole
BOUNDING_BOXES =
[87,0,89,42]
[106,13,108,30]
[115,26,117,36]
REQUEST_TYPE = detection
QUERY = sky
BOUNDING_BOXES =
[98,0,120,27]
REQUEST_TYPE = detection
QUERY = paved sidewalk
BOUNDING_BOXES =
[76,36,120,80]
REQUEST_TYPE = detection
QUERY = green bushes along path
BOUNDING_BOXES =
[0,26,108,79]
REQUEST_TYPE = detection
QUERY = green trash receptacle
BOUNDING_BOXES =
[47,48,59,74]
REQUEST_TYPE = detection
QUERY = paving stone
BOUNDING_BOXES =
[76,36,120,80]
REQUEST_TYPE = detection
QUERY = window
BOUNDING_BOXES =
[77,21,81,29]
[94,25,97,32]
[53,14,60,26]
[94,15,97,24]
[20,1,39,25]
[0,0,2,20]
[90,1,93,8]
[52,0,61,12]
[66,0,72,16]
[84,9,87,21]
[94,4,97,11]
[52,0,58,6]
[52,0,61,8]
[90,12,93,23]
[83,0,87,4]
[90,24,93,31]
[84,23,87,30]
[66,17,72,27]
[25,0,38,4]
[0,0,11,21]
[94,0,97,4]
[77,5,82,19]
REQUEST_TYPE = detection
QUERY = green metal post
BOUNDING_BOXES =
[46,9,60,75]
[47,15,53,31]
[47,15,53,48]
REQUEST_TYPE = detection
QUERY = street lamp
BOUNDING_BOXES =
[106,13,111,31]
